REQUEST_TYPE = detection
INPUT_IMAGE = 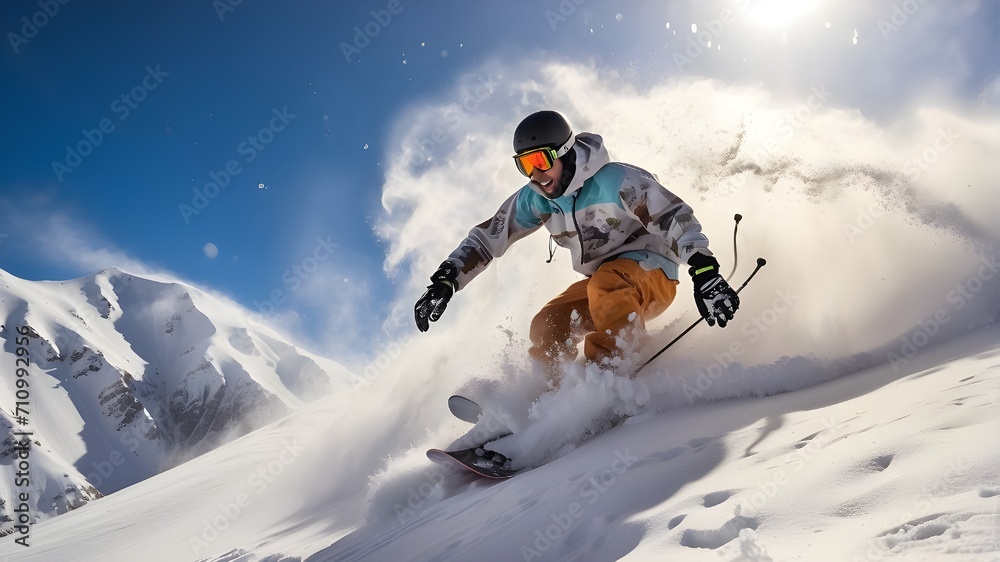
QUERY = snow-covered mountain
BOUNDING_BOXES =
[0,267,356,527]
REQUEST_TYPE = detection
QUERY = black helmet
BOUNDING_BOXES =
[513,110,575,155]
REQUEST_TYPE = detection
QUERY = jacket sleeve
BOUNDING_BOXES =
[444,186,549,289]
[619,176,711,265]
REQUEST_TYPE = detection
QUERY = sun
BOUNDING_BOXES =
[746,0,824,28]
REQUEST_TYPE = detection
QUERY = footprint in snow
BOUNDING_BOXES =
[680,515,759,549]
[979,486,1000,498]
[869,454,894,472]
[702,490,735,508]
[793,430,822,449]
[686,436,714,449]
[667,513,687,530]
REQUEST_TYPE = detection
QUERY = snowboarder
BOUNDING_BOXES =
[414,110,739,382]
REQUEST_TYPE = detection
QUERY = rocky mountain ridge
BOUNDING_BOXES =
[0,267,355,528]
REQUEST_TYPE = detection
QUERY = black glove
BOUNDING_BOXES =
[414,262,459,332]
[688,252,739,328]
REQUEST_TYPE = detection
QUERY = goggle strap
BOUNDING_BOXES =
[554,134,575,157]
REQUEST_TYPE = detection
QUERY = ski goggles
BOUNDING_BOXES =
[513,147,558,177]
[513,136,575,177]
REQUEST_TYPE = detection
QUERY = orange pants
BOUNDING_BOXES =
[528,258,679,377]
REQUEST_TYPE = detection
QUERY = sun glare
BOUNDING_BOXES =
[747,0,824,27]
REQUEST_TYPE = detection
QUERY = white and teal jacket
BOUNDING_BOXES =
[446,133,712,289]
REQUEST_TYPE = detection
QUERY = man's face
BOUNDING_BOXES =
[529,156,564,198]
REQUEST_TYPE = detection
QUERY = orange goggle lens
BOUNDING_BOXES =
[514,148,557,177]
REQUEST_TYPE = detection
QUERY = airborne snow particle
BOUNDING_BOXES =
[203,243,219,259]
[363,143,369,150]
[615,13,622,21]
[691,23,697,33]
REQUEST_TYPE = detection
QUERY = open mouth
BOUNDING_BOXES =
[537,179,554,190]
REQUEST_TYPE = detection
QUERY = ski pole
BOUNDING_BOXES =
[632,257,767,376]
[726,214,742,282]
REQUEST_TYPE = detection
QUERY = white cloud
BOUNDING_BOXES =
[0,197,311,351]
[0,199,162,278]
[376,60,1000,381]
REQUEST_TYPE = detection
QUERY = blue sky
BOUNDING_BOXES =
[1,0,996,362]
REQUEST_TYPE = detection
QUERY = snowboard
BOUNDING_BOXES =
[447,394,482,423]
[434,394,631,479]
[430,395,518,478]
[426,444,519,479]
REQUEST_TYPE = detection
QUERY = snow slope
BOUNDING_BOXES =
[309,324,1000,562]
[0,267,356,527]
[308,320,1000,562]
[1,319,995,561]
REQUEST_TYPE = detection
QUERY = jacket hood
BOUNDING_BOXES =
[526,132,610,199]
